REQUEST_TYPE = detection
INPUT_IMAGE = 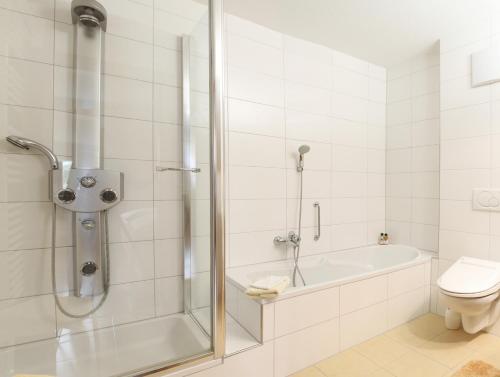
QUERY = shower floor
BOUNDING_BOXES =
[0,311,258,377]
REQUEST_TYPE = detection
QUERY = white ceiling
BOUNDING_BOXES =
[223,0,490,67]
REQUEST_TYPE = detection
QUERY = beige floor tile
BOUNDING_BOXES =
[290,366,326,377]
[354,335,412,367]
[315,349,379,376]
[416,330,477,368]
[471,347,500,370]
[386,314,448,347]
[385,350,450,377]
[468,332,500,354]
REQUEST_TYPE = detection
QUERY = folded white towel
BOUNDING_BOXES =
[246,275,290,299]
[250,275,290,290]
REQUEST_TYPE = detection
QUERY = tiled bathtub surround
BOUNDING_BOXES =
[225,15,387,269]
[437,1,500,335]
[178,260,431,377]
[385,49,440,253]
[0,0,210,348]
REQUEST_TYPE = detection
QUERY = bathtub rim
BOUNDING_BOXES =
[226,244,434,303]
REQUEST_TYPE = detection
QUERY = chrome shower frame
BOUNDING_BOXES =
[137,0,226,375]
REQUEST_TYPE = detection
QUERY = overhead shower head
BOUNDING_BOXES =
[6,135,59,170]
[298,145,310,155]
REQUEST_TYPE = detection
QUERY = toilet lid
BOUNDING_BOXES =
[438,257,500,296]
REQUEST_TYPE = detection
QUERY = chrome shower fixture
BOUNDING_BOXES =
[6,135,59,170]
[71,0,107,30]
[297,144,310,172]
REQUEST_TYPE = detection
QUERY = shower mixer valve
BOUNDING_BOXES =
[52,168,123,212]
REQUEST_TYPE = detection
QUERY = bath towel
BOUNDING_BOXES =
[246,276,290,299]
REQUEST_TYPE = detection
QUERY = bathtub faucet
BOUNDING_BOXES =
[274,231,301,247]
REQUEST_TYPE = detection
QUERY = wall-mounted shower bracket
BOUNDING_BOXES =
[52,168,123,212]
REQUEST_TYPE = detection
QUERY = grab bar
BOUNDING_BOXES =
[314,202,320,241]
[156,166,201,173]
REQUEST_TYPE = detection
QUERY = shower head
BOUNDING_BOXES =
[298,145,310,156]
[297,145,311,172]
[6,136,59,170]
[6,135,28,150]
[71,0,107,31]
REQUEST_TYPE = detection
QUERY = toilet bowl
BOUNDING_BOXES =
[437,257,500,334]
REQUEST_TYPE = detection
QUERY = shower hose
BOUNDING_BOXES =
[292,170,307,287]
[51,204,110,318]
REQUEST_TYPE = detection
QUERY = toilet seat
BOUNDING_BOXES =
[438,257,500,298]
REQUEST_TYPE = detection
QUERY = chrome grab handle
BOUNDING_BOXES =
[314,202,320,241]
[156,166,201,173]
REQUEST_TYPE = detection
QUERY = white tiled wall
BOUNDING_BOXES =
[385,48,440,254]
[0,0,210,348]
[437,2,500,327]
[225,15,387,269]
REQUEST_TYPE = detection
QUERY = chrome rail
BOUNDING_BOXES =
[155,166,201,173]
[210,0,226,360]
[314,202,321,241]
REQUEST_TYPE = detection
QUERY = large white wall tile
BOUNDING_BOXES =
[229,199,285,233]
[0,295,56,347]
[229,132,285,168]
[228,34,283,78]
[285,82,330,115]
[340,275,387,315]
[340,301,387,350]
[285,52,332,89]
[387,286,429,328]
[274,318,339,377]
[274,287,339,337]
[109,241,154,284]
[388,264,428,297]
[228,99,285,138]
[229,230,285,267]
[228,67,284,107]
[0,9,54,64]
[226,15,282,49]
[441,136,490,170]
[104,76,153,121]
[0,0,55,19]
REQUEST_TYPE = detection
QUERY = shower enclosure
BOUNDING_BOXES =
[0,0,225,376]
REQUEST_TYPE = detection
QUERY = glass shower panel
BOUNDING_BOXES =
[0,0,222,376]
[184,15,213,337]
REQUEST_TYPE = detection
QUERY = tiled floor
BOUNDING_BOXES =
[291,313,500,377]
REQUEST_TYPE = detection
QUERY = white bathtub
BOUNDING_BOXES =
[227,244,430,300]
[225,244,433,376]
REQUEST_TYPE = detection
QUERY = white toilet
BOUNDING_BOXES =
[438,257,500,334]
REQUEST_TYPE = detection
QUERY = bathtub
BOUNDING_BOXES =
[227,244,430,300]
[226,244,433,376]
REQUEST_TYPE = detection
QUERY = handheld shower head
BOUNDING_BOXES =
[6,136,59,170]
[297,144,310,172]
[298,145,310,155]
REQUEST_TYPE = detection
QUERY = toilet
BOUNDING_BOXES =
[438,257,500,334]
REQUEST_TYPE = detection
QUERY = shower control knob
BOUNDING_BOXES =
[81,261,98,276]
[100,188,117,203]
[80,176,96,188]
[57,189,76,203]
[81,219,96,230]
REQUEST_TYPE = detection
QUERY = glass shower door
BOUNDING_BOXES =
[0,0,224,376]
